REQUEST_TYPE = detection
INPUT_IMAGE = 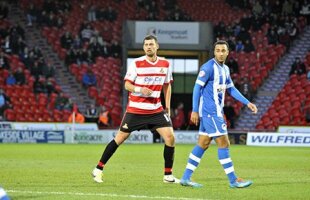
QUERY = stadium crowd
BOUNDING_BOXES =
[0,0,309,130]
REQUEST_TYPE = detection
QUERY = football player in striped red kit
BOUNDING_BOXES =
[92,35,179,184]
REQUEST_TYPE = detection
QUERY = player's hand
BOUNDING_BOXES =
[141,87,153,96]
[247,102,258,114]
[190,112,199,126]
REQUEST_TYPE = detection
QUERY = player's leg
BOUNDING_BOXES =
[92,130,130,183]
[180,135,211,188]
[215,135,252,188]
[180,117,212,188]
[156,126,180,183]
[92,112,136,183]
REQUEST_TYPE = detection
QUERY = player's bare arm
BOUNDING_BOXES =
[124,81,153,96]
[162,83,172,116]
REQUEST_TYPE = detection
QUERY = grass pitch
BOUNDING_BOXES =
[0,144,309,200]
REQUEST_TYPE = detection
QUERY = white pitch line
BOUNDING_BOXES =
[7,190,212,200]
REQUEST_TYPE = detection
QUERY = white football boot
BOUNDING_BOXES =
[92,168,103,183]
[163,175,180,184]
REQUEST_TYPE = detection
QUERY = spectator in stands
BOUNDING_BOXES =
[293,1,301,16]
[102,26,113,42]
[56,16,64,28]
[80,24,94,42]
[0,51,10,70]
[101,41,111,58]
[82,69,97,88]
[300,0,310,25]
[278,28,291,49]
[91,30,104,46]
[0,89,11,118]
[12,36,26,55]
[6,71,16,85]
[237,26,251,43]
[288,20,298,40]
[266,28,279,45]
[68,108,85,123]
[60,31,73,49]
[227,57,239,74]
[30,61,43,80]
[42,60,55,78]
[72,34,82,49]
[54,92,70,110]
[2,36,12,54]
[26,3,38,26]
[146,12,158,20]
[289,57,306,76]
[65,47,78,66]
[252,1,263,16]
[172,102,185,130]
[272,0,282,15]
[214,21,227,39]
[0,1,8,19]
[85,104,99,123]
[98,105,111,128]
[10,23,25,40]
[240,13,252,31]
[250,14,263,32]
[239,77,253,101]
[13,67,26,85]
[105,6,117,22]
[243,39,255,53]
[223,101,236,129]
[235,40,244,52]
[33,77,47,94]
[37,10,49,27]
[262,0,272,16]
[110,40,121,58]
[282,0,293,15]
[88,5,97,22]
[89,38,102,59]
[227,35,236,51]
[32,46,43,58]
[45,77,55,95]
[78,48,92,65]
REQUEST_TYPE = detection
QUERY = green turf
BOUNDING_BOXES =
[0,144,309,200]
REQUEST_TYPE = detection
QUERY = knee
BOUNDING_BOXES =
[218,140,230,148]
[163,133,175,146]
[198,141,211,150]
[114,131,130,145]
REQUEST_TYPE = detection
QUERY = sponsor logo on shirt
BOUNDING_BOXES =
[217,85,226,93]
[144,77,163,84]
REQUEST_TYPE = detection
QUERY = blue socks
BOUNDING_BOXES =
[182,145,205,180]
[218,148,237,183]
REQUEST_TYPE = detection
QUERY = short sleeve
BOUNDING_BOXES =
[124,60,137,82]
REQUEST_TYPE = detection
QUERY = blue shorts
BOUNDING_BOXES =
[199,115,228,138]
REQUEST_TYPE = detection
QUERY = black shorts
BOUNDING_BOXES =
[119,111,172,133]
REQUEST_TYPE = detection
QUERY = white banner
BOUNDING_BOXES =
[174,131,199,144]
[247,132,310,147]
[4,122,98,131]
[65,130,153,144]
[135,21,199,44]
[277,126,310,134]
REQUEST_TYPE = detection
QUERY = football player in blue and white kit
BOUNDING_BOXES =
[180,40,258,188]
